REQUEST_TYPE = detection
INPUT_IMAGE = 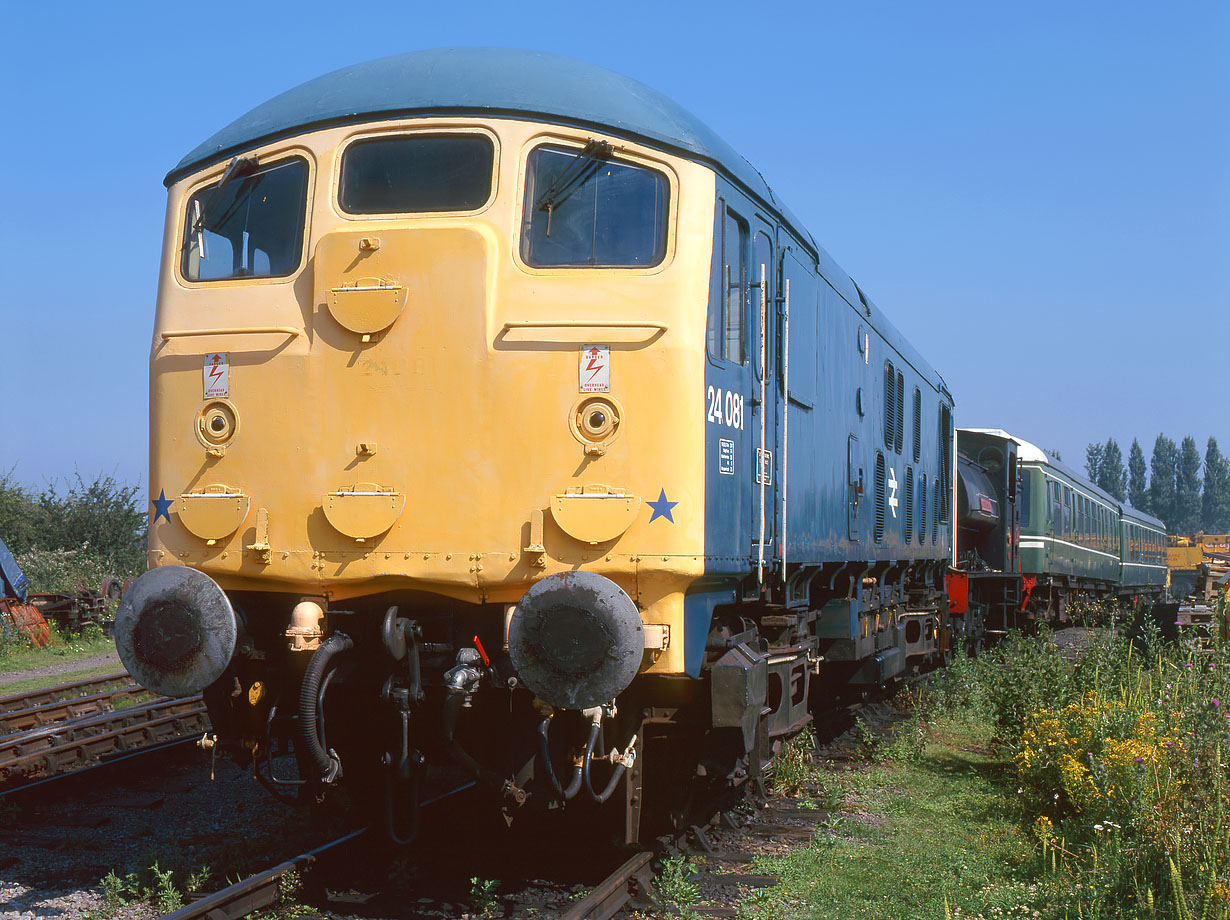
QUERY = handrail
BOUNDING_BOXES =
[161,326,301,341]
[501,320,668,332]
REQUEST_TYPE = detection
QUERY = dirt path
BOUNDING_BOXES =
[0,650,123,690]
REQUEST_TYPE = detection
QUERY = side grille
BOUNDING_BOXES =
[905,467,914,544]
[933,480,941,543]
[884,362,895,451]
[895,372,904,454]
[912,388,922,462]
[874,452,886,543]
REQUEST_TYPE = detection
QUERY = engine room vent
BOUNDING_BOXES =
[905,468,914,544]
[874,452,886,543]
[895,371,905,454]
[919,472,928,544]
[933,480,941,543]
[883,362,895,451]
[912,388,922,462]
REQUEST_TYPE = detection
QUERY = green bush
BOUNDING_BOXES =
[977,629,1073,742]
[14,547,118,596]
[0,470,145,593]
[937,622,1230,918]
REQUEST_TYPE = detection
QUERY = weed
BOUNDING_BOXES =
[470,876,501,917]
[247,869,316,920]
[149,861,182,913]
[766,726,819,796]
[657,853,700,914]
[99,870,128,912]
[93,861,188,917]
[184,864,212,894]
[885,706,928,763]
[854,715,880,758]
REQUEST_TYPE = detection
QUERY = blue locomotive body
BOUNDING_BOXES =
[122,47,966,842]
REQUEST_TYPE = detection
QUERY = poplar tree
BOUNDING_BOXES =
[1149,435,1178,530]
[1098,438,1126,500]
[1085,443,1104,483]
[1175,437,1203,534]
[1128,439,1149,511]
[1204,437,1230,532]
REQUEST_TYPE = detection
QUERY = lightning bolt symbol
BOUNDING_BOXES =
[209,364,225,383]
[585,354,604,381]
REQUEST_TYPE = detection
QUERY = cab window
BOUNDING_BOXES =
[339,134,494,213]
[521,144,668,267]
[182,157,308,282]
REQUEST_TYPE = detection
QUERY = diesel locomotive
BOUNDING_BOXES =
[115,48,1162,841]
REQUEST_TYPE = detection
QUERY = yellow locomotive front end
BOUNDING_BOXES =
[147,115,712,659]
[121,103,717,833]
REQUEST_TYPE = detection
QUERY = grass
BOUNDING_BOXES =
[0,662,126,696]
[735,608,1230,919]
[739,708,1048,919]
[0,630,114,670]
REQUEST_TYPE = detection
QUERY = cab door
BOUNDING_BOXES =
[748,218,779,579]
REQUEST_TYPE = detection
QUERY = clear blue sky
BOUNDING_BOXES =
[1,0,1226,494]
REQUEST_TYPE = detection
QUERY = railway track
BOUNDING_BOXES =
[559,850,658,920]
[161,827,369,920]
[0,672,149,734]
[0,672,209,784]
[0,670,135,713]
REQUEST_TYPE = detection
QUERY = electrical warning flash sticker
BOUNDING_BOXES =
[204,353,229,398]
[580,345,610,393]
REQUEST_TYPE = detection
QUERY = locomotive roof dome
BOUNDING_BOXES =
[166,47,950,398]
[167,47,781,210]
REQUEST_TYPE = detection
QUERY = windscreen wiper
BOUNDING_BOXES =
[193,155,259,234]
[534,139,612,236]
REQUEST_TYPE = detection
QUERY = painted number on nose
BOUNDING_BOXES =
[706,386,744,430]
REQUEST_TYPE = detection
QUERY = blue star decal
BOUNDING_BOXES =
[152,489,173,523]
[647,488,678,524]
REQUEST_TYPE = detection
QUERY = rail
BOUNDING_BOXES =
[559,851,657,920]
[0,671,133,713]
[161,827,367,920]
[0,682,148,735]
[0,695,208,781]
[0,735,198,801]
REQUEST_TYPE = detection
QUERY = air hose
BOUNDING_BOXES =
[536,716,585,801]
[582,719,627,804]
[298,631,353,783]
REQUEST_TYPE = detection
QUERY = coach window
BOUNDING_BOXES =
[182,157,308,282]
[339,133,494,213]
[522,144,669,267]
[1019,470,1031,527]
